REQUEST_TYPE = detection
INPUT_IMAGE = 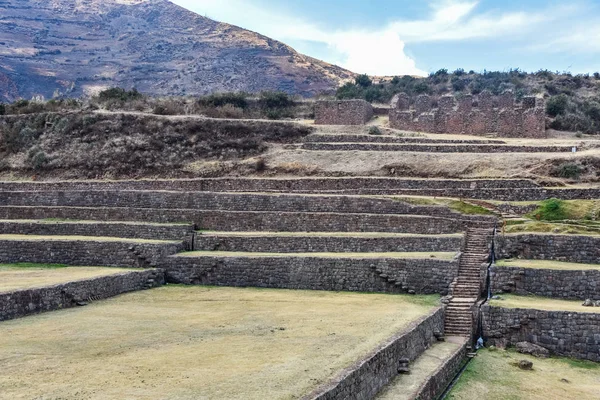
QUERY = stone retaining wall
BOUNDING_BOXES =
[196,234,463,253]
[302,143,571,153]
[0,207,469,233]
[0,269,164,322]
[315,100,373,125]
[304,135,506,144]
[0,221,194,241]
[305,308,445,400]
[0,177,540,192]
[0,190,460,217]
[482,305,600,362]
[412,340,468,400]
[496,234,600,264]
[163,255,459,295]
[491,265,600,300]
[0,240,185,268]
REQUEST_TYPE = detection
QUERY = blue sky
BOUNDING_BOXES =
[171,0,600,76]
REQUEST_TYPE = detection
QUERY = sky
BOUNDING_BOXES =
[171,0,600,77]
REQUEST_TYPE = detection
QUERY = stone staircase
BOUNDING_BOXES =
[445,227,491,337]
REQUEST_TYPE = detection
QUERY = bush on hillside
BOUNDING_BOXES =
[199,92,249,109]
[546,95,569,117]
[0,103,5,115]
[533,198,568,221]
[258,91,294,109]
[554,162,583,179]
[98,88,143,103]
[368,126,382,135]
[355,74,372,88]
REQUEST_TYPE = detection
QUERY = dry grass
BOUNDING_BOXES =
[503,221,600,236]
[490,295,600,313]
[0,286,439,400]
[177,251,457,260]
[0,234,178,244]
[377,337,467,400]
[496,259,600,271]
[0,265,132,293]
[448,348,600,400]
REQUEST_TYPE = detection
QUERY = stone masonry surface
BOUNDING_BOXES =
[0,207,471,234]
[0,269,164,322]
[0,190,464,218]
[482,305,600,362]
[0,221,194,241]
[0,240,185,268]
[389,91,546,138]
[496,234,600,264]
[163,255,459,295]
[491,265,600,300]
[305,308,445,400]
[195,234,463,253]
[315,100,374,125]
[301,143,571,153]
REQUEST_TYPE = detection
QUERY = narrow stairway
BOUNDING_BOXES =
[444,227,492,337]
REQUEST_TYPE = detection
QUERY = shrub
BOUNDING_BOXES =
[27,147,49,171]
[451,76,468,92]
[391,76,401,85]
[336,82,362,99]
[200,92,249,109]
[533,198,567,221]
[259,91,293,109]
[0,103,5,115]
[550,112,593,133]
[152,104,178,116]
[204,104,245,119]
[555,162,583,179]
[98,88,142,102]
[413,81,430,94]
[594,72,600,80]
[546,95,569,117]
[368,126,382,135]
[355,74,372,88]
[453,68,466,76]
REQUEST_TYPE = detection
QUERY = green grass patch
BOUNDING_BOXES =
[528,199,596,221]
[496,259,600,271]
[449,201,494,215]
[0,263,69,269]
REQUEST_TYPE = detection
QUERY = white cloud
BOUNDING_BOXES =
[170,0,598,76]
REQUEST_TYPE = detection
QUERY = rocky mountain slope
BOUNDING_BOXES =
[0,0,353,102]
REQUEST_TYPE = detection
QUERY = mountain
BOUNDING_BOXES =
[0,0,354,102]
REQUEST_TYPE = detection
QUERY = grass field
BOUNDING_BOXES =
[448,348,600,400]
[490,295,600,313]
[496,259,600,271]
[0,264,133,293]
[0,286,439,400]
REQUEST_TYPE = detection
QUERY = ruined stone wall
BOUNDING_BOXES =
[196,234,463,253]
[314,100,373,125]
[0,221,194,241]
[0,269,164,322]
[306,308,446,400]
[389,91,546,138]
[0,240,185,268]
[496,234,600,264]
[491,265,600,300]
[482,306,600,362]
[164,255,459,295]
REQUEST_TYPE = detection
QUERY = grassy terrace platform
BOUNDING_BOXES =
[496,259,600,271]
[490,295,600,313]
[448,348,600,400]
[0,234,178,244]
[0,264,133,293]
[0,286,439,399]
[176,251,458,260]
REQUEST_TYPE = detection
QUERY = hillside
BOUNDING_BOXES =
[0,0,353,102]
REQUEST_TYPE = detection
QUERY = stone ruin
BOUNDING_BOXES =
[389,91,546,138]
[315,99,373,125]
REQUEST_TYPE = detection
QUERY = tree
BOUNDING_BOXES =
[355,74,372,88]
